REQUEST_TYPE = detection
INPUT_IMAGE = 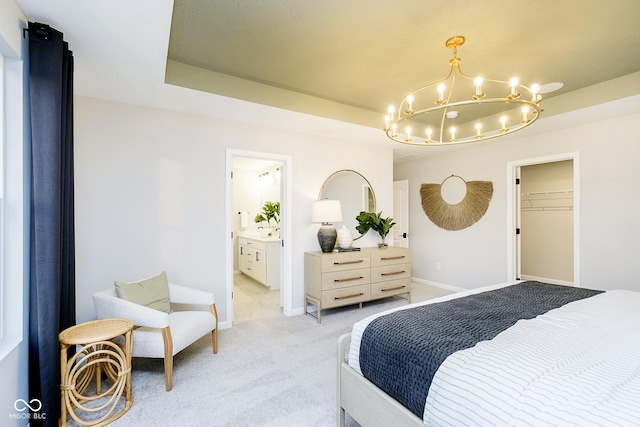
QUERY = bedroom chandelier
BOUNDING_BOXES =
[384,36,542,146]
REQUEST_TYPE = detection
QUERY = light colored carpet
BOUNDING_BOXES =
[68,281,452,426]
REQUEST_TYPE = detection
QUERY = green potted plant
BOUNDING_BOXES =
[254,201,280,229]
[356,211,396,248]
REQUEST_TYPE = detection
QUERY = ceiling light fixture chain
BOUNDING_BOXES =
[384,35,542,146]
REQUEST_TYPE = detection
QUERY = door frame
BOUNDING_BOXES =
[225,149,293,325]
[507,152,580,286]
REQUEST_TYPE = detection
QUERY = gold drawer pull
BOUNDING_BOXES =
[381,285,406,292]
[334,276,364,283]
[380,255,405,261]
[381,270,406,276]
[333,259,364,265]
[334,292,364,300]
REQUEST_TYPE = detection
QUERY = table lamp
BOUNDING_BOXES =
[312,200,342,253]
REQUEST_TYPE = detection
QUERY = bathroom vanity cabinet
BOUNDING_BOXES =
[238,236,281,290]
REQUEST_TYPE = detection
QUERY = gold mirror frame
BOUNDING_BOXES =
[319,170,376,240]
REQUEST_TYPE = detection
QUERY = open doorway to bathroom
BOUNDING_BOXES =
[233,156,282,323]
[226,149,292,326]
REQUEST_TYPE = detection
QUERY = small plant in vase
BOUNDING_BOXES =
[254,201,280,236]
[356,211,396,248]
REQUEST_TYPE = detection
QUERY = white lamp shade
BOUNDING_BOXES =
[312,199,342,223]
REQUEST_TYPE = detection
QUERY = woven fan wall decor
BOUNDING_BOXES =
[420,175,493,231]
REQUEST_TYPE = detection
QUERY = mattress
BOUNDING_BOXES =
[348,281,640,426]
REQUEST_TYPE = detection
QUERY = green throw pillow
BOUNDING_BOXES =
[115,271,171,313]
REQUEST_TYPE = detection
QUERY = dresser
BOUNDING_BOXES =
[304,247,411,323]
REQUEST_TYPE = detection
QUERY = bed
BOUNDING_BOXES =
[337,280,640,426]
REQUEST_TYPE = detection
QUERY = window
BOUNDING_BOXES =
[0,50,5,339]
[0,41,26,358]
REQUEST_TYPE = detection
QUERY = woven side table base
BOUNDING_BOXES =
[59,318,134,427]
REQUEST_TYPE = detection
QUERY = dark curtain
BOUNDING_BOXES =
[28,22,76,426]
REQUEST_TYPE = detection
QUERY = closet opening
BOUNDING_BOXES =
[507,153,580,286]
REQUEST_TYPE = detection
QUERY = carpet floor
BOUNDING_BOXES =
[67,283,452,426]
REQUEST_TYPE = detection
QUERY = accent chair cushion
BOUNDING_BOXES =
[115,271,171,313]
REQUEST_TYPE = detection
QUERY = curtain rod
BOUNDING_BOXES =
[23,22,52,39]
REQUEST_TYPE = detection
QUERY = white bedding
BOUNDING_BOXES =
[424,290,640,426]
[347,284,640,426]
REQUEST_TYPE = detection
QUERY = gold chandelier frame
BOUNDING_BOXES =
[384,36,542,146]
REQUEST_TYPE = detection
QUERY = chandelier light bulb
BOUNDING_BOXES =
[436,83,446,103]
[500,116,508,132]
[406,94,415,113]
[406,127,412,142]
[450,127,456,142]
[521,106,530,123]
[387,105,395,118]
[475,123,482,138]
[509,77,520,98]
[473,77,484,99]
[530,84,540,102]
[426,128,432,142]
[391,123,397,137]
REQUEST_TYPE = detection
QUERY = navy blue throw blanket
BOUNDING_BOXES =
[359,281,603,418]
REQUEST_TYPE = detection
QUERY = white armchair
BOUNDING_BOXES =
[93,283,218,391]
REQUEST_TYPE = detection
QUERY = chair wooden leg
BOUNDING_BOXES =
[161,326,173,391]
[209,303,219,354]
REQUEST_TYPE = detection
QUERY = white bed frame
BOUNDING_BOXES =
[337,332,423,427]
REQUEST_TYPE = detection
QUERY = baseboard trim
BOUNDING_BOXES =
[219,320,231,330]
[411,277,466,293]
[290,307,305,316]
[520,274,574,287]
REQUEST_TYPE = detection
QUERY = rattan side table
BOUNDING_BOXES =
[59,318,134,427]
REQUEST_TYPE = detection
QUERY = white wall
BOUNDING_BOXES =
[74,96,393,325]
[394,98,640,292]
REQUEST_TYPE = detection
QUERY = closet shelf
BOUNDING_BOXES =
[521,190,573,211]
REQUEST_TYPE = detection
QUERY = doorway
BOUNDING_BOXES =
[226,149,293,326]
[507,153,580,286]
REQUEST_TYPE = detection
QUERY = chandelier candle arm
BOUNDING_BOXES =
[383,35,542,146]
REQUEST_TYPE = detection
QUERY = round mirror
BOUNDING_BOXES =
[318,170,376,240]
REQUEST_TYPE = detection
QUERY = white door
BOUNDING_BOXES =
[515,167,522,280]
[393,180,409,248]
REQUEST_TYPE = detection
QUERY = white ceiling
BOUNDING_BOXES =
[15,0,640,162]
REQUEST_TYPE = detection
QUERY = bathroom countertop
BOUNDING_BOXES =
[237,233,280,242]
